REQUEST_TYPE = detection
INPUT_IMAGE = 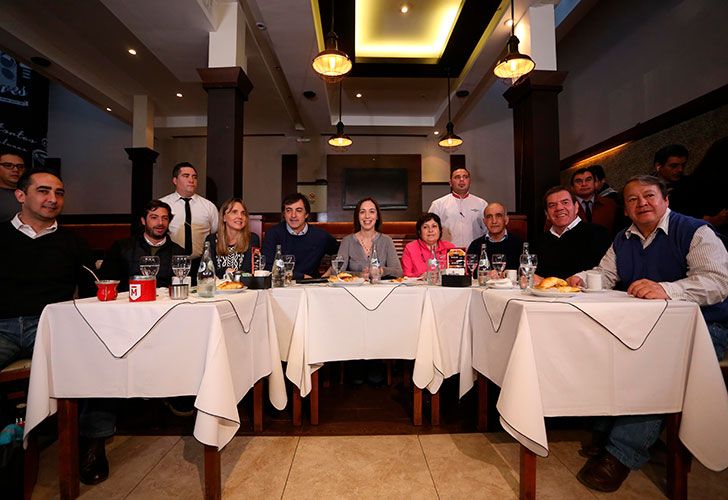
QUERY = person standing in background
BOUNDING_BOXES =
[428,167,487,248]
[0,147,26,221]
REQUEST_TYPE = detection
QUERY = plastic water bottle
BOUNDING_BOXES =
[272,245,285,288]
[478,243,490,286]
[369,244,382,283]
[519,242,532,289]
[197,241,216,297]
[427,247,440,285]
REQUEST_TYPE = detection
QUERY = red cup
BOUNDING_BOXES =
[128,275,156,302]
[95,280,119,301]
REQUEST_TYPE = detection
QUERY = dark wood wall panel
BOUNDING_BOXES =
[326,154,422,222]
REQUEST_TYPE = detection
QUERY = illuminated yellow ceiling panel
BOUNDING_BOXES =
[355,0,464,60]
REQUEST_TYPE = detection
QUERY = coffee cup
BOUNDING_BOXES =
[95,280,119,301]
[586,272,602,291]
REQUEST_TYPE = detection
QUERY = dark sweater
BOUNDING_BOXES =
[205,233,260,278]
[99,233,185,291]
[536,221,611,279]
[262,223,339,279]
[466,232,523,270]
[0,221,95,319]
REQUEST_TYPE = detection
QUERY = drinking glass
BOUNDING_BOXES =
[171,255,191,279]
[331,255,345,276]
[519,254,538,289]
[283,254,295,286]
[467,253,478,284]
[139,255,160,277]
[257,255,266,272]
[491,254,507,279]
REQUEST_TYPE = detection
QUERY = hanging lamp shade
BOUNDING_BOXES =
[493,0,535,83]
[438,122,463,149]
[328,121,353,148]
[312,1,352,83]
[493,35,535,80]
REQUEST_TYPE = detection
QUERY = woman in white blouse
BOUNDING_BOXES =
[331,197,403,277]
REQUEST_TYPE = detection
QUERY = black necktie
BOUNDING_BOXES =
[583,200,593,223]
[183,198,193,255]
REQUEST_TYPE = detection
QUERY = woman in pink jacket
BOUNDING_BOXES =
[401,212,456,277]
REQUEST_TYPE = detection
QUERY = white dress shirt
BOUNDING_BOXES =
[159,192,219,258]
[428,192,488,248]
[577,209,728,306]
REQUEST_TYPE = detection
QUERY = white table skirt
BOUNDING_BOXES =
[270,284,475,397]
[470,289,728,472]
[24,289,287,450]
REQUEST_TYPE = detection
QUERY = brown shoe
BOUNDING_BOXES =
[577,452,630,492]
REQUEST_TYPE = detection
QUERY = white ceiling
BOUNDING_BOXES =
[0,0,588,139]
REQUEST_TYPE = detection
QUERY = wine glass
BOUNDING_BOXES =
[283,255,296,286]
[171,255,191,279]
[139,255,160,277]
[467,254,478,282]
[491,254,507,279]
[331,255,345,276]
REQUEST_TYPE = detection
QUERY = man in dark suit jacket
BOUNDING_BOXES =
[571,167,620,236]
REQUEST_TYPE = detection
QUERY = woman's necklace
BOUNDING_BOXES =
[356,232,376,258]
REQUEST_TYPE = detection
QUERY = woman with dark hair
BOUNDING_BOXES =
[401,212,455,277]
[328,197,402,277]
[204,197,260,278]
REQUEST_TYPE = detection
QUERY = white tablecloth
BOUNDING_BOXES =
[270,284,475,397]
[24,289,287,450]
[470,289,728,471]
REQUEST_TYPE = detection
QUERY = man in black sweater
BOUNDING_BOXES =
[100,199,184,291]
[467,202,522,271]
[536,186,611,279]
[0,168,113,486]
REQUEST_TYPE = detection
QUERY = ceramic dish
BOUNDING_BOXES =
[527,288,580,298]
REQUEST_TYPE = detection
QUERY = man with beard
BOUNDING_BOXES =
[100,199,184,290]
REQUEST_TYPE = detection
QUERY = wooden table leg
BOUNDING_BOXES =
[666,413,689,500]
[253,379,263,432]
[477,373,488,432]
[519,444,536,500]
[292,386,302,426]
[58,398,79,500]
[24,432,38,500]
[430,391,440,426]
[204,445,221,500]
[413,386,422,426]
[310,370,319,425]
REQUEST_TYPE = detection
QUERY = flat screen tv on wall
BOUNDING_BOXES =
[342,168,408,209]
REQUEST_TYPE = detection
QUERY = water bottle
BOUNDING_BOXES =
[519,242,532,289]
[197,241,216,297]
[272,245,285,288]
[369,244,382,283]
[426,247,440,285]
[477,243,490,286]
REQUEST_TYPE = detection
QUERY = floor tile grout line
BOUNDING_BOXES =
[417,434,441,499]
[123,435,183,499]
[279,435,301,500]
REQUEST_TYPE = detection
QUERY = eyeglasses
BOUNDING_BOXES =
[0,162,25,171]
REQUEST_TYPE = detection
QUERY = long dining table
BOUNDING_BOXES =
[23,288,287,500]
[470,287,728,499]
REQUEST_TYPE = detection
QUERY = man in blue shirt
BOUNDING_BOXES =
[262,193,338,279]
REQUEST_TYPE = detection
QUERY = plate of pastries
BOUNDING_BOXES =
[328,272,366,286]
[216,280,246,293]
[528,277,581,297]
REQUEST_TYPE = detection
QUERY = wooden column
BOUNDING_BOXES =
[125,147,159,227]
[503,71,567,242]
[197,67,253,205]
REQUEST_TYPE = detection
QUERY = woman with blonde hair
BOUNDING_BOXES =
[204,197,260,278]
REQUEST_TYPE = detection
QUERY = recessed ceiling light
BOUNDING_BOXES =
[106,107,112,112]
[401,4,409,14]
[355,93,362,98]
[127,48,137,56]
[433,131,440,135]
[176,92,183,98]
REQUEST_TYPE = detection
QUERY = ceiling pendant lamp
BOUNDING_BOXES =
[329,82,352,149]
[312,0,352,83]
[438,74,463,152]
[493,0,535,83]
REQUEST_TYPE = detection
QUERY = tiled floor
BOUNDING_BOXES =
[30,431,728,499]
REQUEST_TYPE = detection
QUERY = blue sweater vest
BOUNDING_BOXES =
[613,211,728,322]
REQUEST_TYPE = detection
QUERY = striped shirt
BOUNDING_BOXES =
[579,209,728,306]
